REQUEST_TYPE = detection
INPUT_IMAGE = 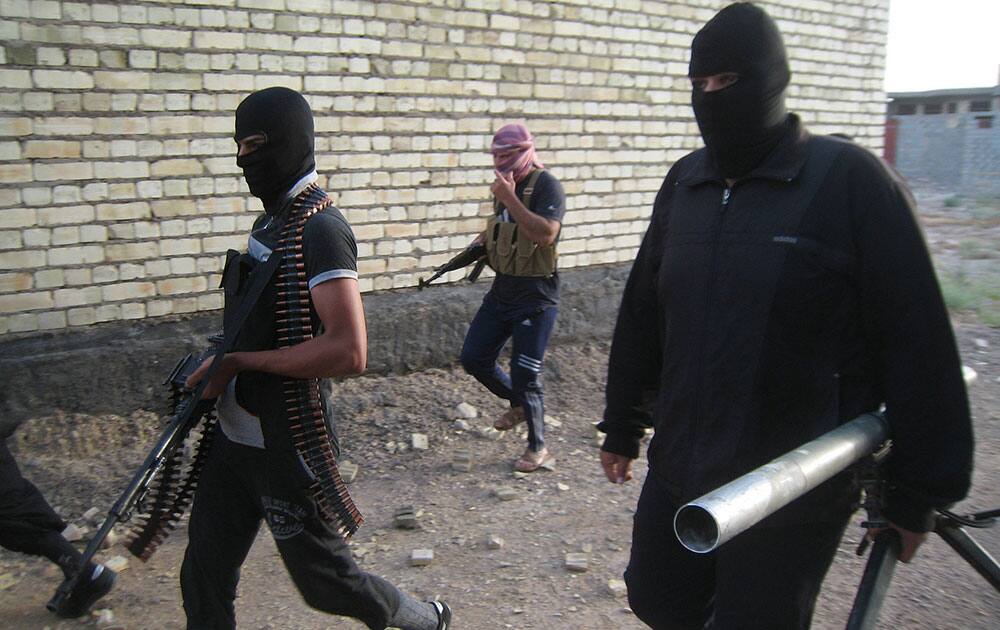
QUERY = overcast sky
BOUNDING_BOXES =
[885,0,1000,92]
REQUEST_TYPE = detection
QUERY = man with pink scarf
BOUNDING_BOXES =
[459,124,567,472]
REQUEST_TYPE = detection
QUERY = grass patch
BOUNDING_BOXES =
[943,194,963,208]
[939,270,1000,326]
[958,239,997,260]
[969,204,1000,223]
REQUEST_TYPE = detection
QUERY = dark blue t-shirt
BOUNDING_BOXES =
[488,169,567,307]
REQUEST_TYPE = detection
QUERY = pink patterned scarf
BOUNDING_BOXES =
[491,123,544,182]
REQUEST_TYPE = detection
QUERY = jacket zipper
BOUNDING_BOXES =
[686,185,732,497]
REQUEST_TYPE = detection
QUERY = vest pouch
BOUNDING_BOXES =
[514,228,557,277]
[485,215,519,276]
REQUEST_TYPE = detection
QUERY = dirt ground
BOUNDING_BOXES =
[1,189,998,629]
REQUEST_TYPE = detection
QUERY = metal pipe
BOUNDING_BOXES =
[674,413,889,553]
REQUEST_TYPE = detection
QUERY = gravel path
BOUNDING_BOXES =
[1,190,997,629]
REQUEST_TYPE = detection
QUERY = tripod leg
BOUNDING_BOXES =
[845,530,900,630]
[935,516,1000,591]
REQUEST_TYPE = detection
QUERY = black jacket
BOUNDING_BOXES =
[600,116,973,531]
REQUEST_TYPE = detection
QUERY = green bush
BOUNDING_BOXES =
[958,239,997,260]
[939,271,1000,326]
[969,203,1000,223]
[943,195,963,208]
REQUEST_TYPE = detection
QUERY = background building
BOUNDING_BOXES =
[0,0,891,337]
[885,83,1000,194]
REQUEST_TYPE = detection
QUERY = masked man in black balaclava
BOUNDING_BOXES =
[598,4,972,628]
[182,87,452,630]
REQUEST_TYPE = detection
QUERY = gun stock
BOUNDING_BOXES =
[673,413,889,553]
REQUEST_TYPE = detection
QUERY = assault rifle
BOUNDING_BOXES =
[48,249,282,616]
[672,412,999,628]
[418,242,487,290]
[47,342,220,614]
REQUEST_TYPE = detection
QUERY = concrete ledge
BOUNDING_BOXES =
[0,262,630,433]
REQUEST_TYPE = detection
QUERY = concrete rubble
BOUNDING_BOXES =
[104,555,129,573]
[608,579,628,598]
[455,402,478,419]
[93,608,116,628]
[452,450,472,472]
[494,487,518,501]
[410,549,434,567]
[393,506,419,530]
[61,523,87,542]
[411,433,429,450]
[565,552,589,573]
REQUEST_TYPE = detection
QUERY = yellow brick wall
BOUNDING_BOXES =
[0,0,889,336]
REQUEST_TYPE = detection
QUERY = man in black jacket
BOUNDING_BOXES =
[598,4,973,629]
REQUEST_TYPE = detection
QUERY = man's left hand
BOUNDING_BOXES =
[868,521,929,563]
[491,170,516,204]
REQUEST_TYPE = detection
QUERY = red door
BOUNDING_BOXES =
[883,118,898,165]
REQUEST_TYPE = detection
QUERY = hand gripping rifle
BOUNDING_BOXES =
[47,250,282,615]
[417,242,487,290]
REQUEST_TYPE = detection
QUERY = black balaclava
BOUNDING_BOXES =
[689,3,791,179]
[235,87,315,213]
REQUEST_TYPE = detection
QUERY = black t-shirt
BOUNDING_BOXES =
[249,207,358,289]
[222,203,357,449]
[488,169,567,306]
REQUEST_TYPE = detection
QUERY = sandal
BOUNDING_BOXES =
[494,406,525,431]
[514,447,554,473]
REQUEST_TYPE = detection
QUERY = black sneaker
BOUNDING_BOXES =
[431,600,452,630]
[49,564,117,618]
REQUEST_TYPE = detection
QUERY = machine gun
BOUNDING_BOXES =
[46,341,222,614]
[418,242,487,290]
[672,412,999,628]
[47,249,282,616]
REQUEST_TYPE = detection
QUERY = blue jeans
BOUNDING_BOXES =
[460,296,558,451]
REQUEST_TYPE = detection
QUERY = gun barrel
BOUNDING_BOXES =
[674,413,888,553]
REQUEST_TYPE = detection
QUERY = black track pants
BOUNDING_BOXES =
[624,472,853,630]
[180,434,400,630]
[0,439,82,576]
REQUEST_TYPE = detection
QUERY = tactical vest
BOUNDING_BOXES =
[485,169,558,277]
